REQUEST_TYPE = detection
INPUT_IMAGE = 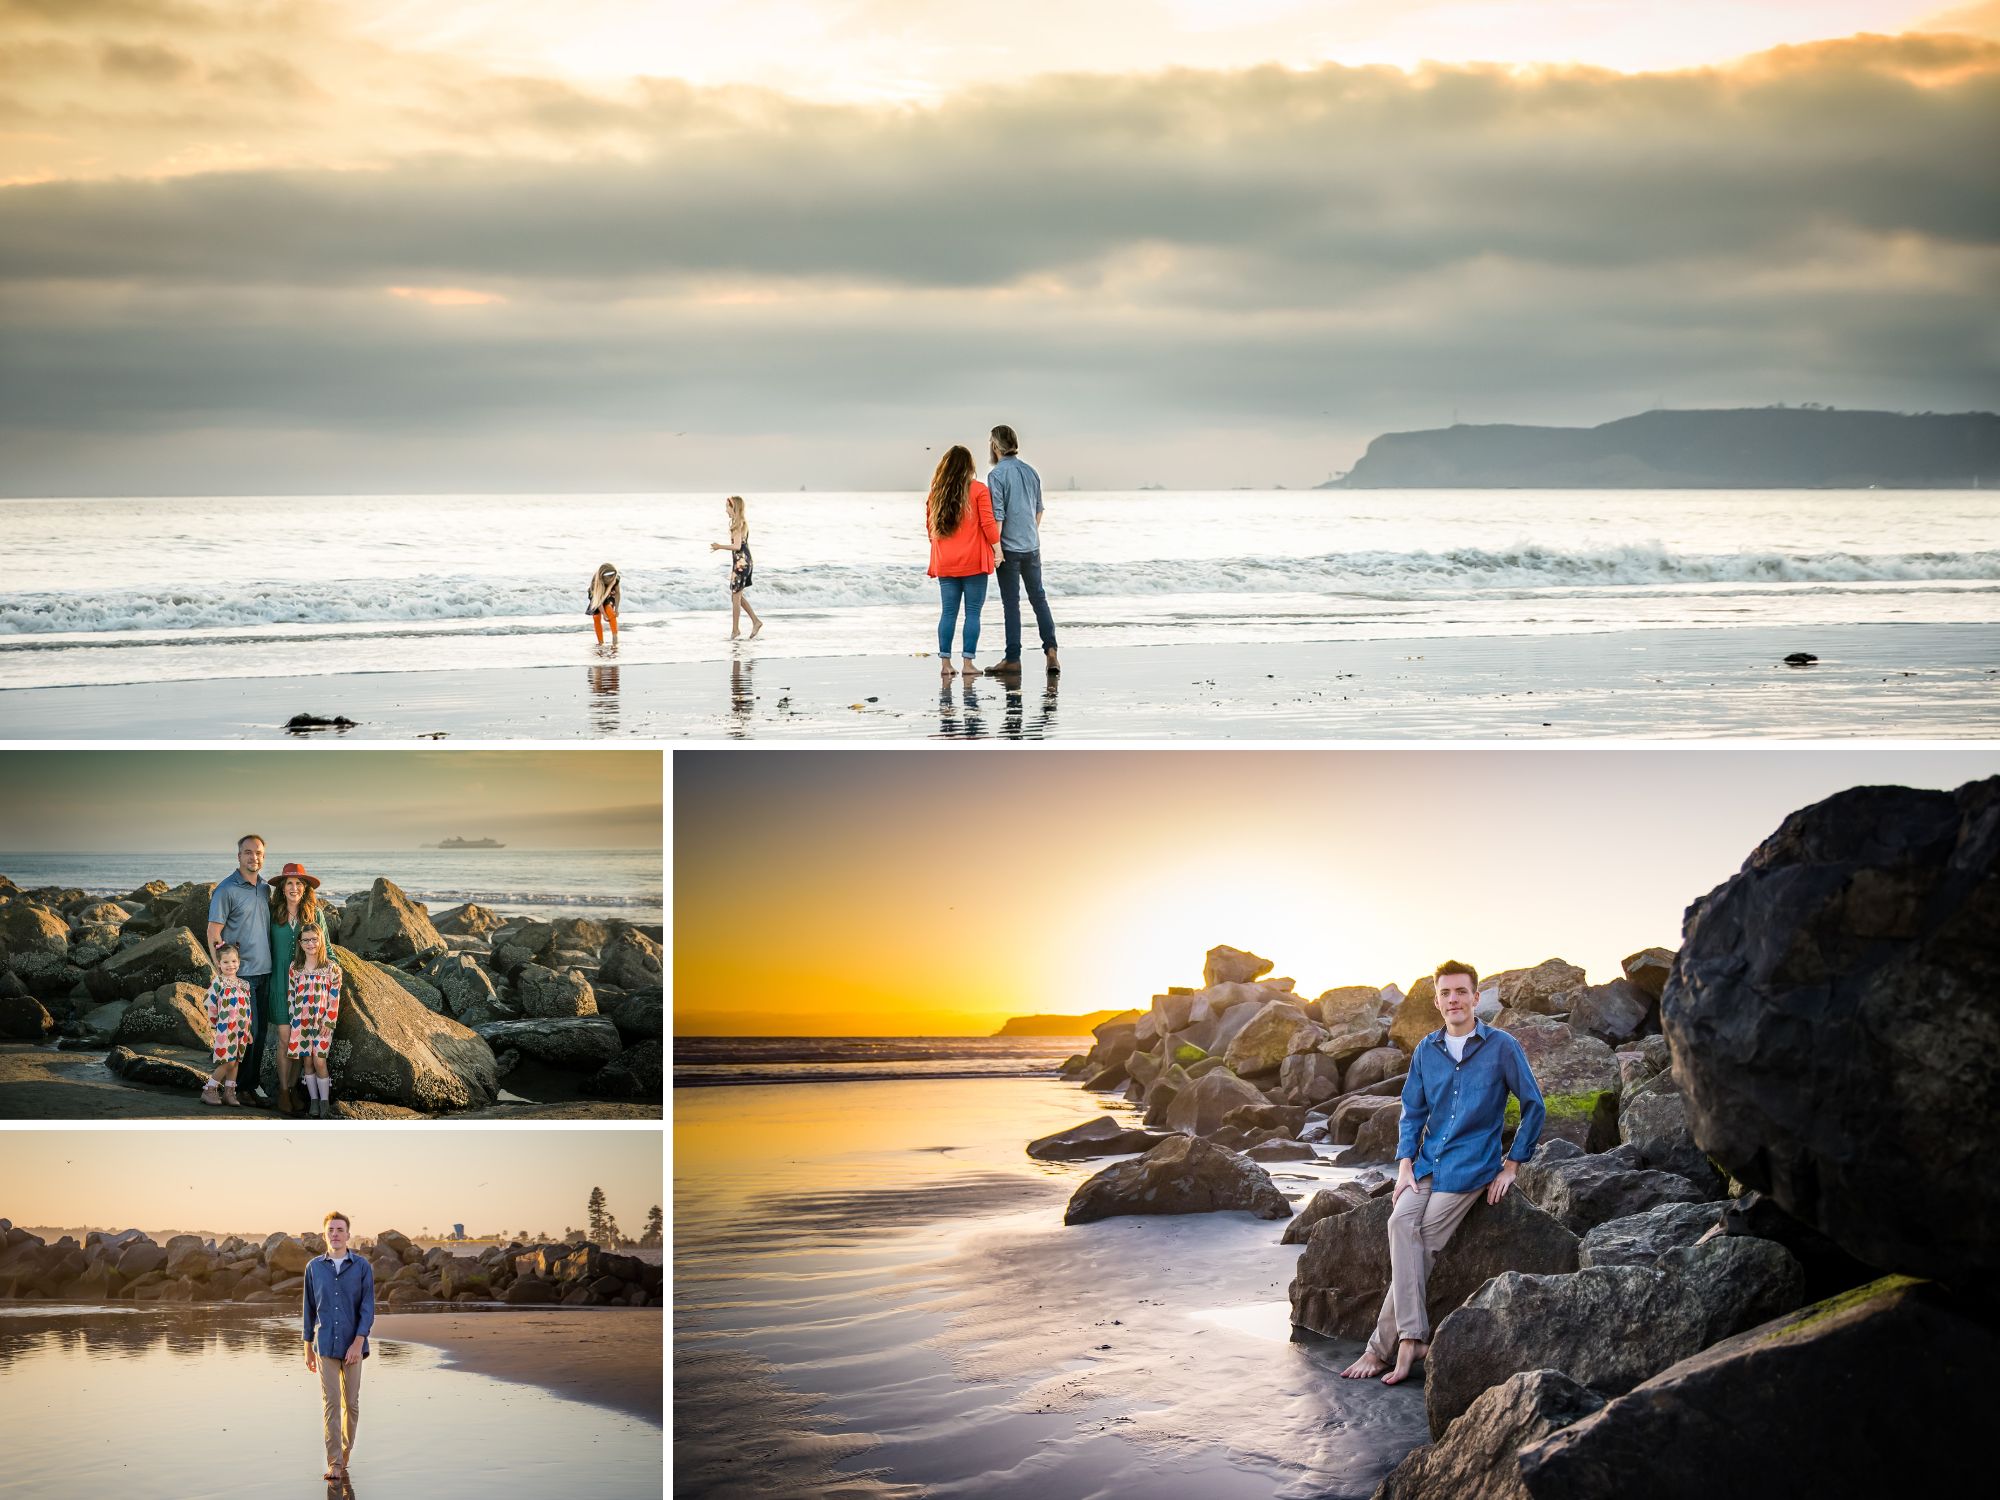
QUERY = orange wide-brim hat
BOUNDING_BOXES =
[276,862,321,889]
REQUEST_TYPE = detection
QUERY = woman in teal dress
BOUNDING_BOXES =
[267,862,332,1116]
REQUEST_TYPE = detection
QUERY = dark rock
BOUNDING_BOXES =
[1493,959,1587,1014]
[434,903,504,937]
[0,991,54,1040]
[1314,985,1384,1032]
[1279,1050,1345,1105]
[1616,1069,1723,1195]
[1565,980,1650,1046]
[472,1016,623,1071]
[1716,1191,1878,1303]
[1342,1046,1408,1093]
[596,927,663,990]
[1328,1092,1402,1145]
[86,928,212,1003]
[1222,1000,1325,1076]
[282,948,497,1111]
[1245,1138,1317,1162]
[1280,1178,1391,1245]
[284,712,359,730]
[1516,1140,1709,1234]
[1516,1278,1988,1499]
[116,1240,168,1278]
[582,1040,663,1100]
[1375,1369,1605,1500]
[1577,1201,1725,1269]
[1064,1135,1292,1224]
[1388,975,1445,1051]
[1336,1100,1405,1166]
[1289,1191,1579,1342]
[1027,1115,1176,1161]
[1490,1013,1620,1151]
[339,878,445,963]
[418,952,499,1019]
[514,963,598,1019]
[1427,1235,1803,1433]
[106,1045,209,1091]
[114,983,212,1051]
[1663,777,2000,1285]
[1619,947,1676,1001]
[597,987,663,1042]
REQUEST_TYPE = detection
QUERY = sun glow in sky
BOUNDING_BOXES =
[674,748,2000,1036]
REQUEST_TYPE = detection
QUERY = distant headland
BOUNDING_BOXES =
[993,1009,1140,1037]
[1325,407,1998,489]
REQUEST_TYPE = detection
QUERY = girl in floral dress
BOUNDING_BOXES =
[200,942,254,1107]
[286,924,343,1119]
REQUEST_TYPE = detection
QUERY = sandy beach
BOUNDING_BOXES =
[2,623,1992,739]
[378,1308,662,1424]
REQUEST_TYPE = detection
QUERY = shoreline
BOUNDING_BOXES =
[377,1308,662,1426]
[1,622,1993,738]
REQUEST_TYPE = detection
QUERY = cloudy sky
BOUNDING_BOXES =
[675,747,2000,1034]
[2,0,1996,493]
[0,749,662,849]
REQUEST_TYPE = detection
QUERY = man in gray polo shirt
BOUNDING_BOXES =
[982,424,1061,676]
[207,833,272,1105]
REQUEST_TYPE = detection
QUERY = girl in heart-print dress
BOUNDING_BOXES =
[200,942,255,1107]
[286,924,343,1118]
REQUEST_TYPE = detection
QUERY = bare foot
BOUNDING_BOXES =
[1382,1339,1427,1385]
[749,619,764,638]
[1340,1351,1389,1379]
[729,629,741,640]
[960,658,978,676]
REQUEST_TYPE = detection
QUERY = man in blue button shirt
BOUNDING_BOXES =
[1340,960,1546,1387]
[303,1209,375,1483]
[981,424,1061,676]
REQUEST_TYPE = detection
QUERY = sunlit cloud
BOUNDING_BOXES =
[388,283,506,305]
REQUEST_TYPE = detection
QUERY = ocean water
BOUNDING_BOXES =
[0,850,663,925]
[674,1076,1428,1499]
[2,489,1996,689]
[0,1305,660,1499]
[673,1035,1081,1086]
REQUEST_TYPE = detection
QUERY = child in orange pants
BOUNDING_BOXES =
[588,563,621,643]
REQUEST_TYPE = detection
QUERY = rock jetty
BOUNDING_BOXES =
[0,1218,663,1308]
[0,875,663,1114]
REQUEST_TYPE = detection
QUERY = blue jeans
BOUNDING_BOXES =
[996,549,1058,659]
[936,574,989,657]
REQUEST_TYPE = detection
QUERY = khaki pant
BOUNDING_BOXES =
[317,1353,363,1467]
[1365,1177,1482,1361]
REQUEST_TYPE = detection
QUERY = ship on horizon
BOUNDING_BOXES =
[430,835,506,849]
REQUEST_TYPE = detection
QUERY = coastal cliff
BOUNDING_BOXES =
[1334,407,1999,488]
[993,1008,1139,1036]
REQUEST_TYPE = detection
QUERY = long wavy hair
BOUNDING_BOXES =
[926,446,974,539]
[291,921,330,977]
[270,876,320,932]
[725,494,746,537]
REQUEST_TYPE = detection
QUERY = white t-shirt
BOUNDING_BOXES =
[1443,1030,1472,1063]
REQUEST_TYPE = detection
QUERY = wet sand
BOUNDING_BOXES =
[1,623,1993,739]
[377,1309,662,1425]
[0,1045,659,1120]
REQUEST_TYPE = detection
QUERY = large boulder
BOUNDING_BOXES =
[1388,975,1445,1051]
[1516,1141,1710,1234]
[434,903,505,937]
[1222,1000,1324,1077]
[492,921,556,971]
[267,1237,314,1275]
[419,952,499,1019]
[114,983,213,1051]
[514,964,598,1019]
[0,903,68,961]
[596,928,663,990]
[1619,947,1675,1001]
[1663,778,2000,1285]
[1026,1115,1176,1161]
[1490,1014,1620,1150]
[1336,1100,1406,1166]
[1515,1278,1990,1499]
[1576,1200,1725,1269]
[106,1044,209,1091]
[0,992,54,1040]
[471,1017,624,1070]
[86,928,212,1002]
[1280,1177,1391,1245]
[1327,1092,1401,1146]
[1279,1050,1345,1105]
[1616,1069,1722,1195]
[1375,1370,1605,1500]
[1314,985,1384,1031]
[339,878,445,963]
[1161,1068,1269,1136]
[1289,1191,1578,1341]
[1564,980,1650,1046]
[1063,1135,1291,1225]
[9,948,83,999]
[1426,1236,1803,1433]
[583,1040,663,1100]
[275,948,497,1111]
[1494,959,1586,1014]
[1342,1046,1408,1093]
[597,988,663,1042]
[1203,945,1273,987]
[1317,1020,1390,1068]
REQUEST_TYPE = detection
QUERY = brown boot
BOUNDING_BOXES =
[275,1057,294,1115]
[1045,647,1061,675]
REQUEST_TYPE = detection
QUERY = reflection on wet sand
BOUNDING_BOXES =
[0,1305,659,1499]
[936,674,987,738]
[729,654,754,736]
[1001,675,1059,739]
[587,650,621,734]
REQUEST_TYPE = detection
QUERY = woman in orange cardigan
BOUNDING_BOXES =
[926,445,1000,676]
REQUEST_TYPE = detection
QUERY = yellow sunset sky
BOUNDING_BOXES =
[674,748,2000,1035]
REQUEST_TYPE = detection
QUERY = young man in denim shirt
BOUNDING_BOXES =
[981,424,1061,676]
[1341,960,1546,1386]
[303,1210,375,1483]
